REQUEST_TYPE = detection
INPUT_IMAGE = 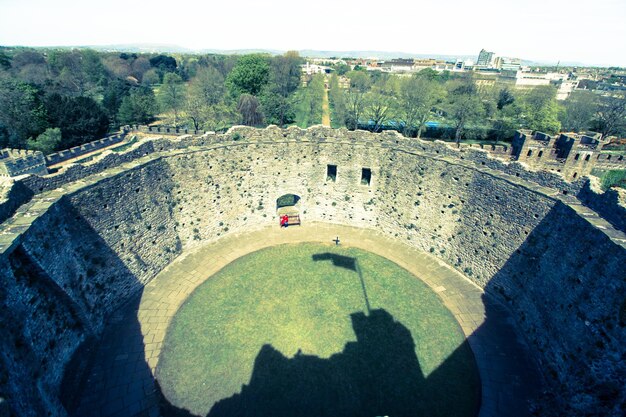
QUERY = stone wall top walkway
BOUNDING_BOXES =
[3,139,624,261]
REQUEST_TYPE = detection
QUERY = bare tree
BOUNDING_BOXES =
[237,94,264,126]
[398,75,444,138]
[158,73,185,126]
[594,93,626,138]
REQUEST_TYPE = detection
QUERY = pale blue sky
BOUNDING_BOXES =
[1,0,625,66]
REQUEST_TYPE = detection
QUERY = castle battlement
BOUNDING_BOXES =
[513,130,625,179]
[0,148,48,178]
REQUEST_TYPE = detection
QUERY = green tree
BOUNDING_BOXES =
[343,71,371,129]
[417,68,439,81]
[49,50,106,97]
[0,51,11,70]
[0,79,48,148]
[149,55,177,81]
[142,69,160,86]
[447,79,486,143]
[363,78,397,132]
[226,54,270,97]
[294,74,324,127]
[520,86,561,134]
[158,73,185,126]
[184,67,229,130]
[560,90,598,132]
[118,87,158,125]
[328,74,347,128]
[397,75,444,138]
[334,63,350,75]
[185,94,210,131]
[261,52,302,127]
[190,67,226,106]
[11,50,48,85]
[347,71,371,92]
[492,102,523,143]
[497,87,515,110]
[261,91,297,126]
[203,103,238,132]
[102,79,132,123]
[44,94,110,148]
[27,127,62,154]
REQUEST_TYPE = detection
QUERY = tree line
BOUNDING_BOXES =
[329,68,626,143]
[0,48,303,154]
[1,47,624,156]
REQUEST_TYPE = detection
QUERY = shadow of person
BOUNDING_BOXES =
[205,309,426,417]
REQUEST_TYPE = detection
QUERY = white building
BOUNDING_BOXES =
[302,62,332,75]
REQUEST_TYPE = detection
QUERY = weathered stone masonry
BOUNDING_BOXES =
[0,126,624,416]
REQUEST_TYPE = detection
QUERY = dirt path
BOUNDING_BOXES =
[322,88,331,127]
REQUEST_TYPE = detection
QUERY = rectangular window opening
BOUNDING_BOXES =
[575,153,580,160]
[327,164,337,182]
[526,149,532,157]
[538,150,543,158]
[361,168,372,186]
[584,154,590,161]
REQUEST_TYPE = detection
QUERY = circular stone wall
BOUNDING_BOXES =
[156,243,480,417]
[1,127,624,417]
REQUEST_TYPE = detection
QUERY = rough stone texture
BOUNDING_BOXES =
[486,202,626,416]
[0,126,624,416]
[0,181,33,224]
[0,247,85,417]
[0,149,48,177]
[578,177,626,233]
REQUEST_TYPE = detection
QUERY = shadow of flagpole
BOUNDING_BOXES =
[355,260,371,315]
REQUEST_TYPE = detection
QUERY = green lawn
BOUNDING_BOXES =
[156,243,480,417]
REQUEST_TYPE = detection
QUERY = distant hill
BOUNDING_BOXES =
[29,44,591,67]
[298,49,475,62]
[84,43,196,54]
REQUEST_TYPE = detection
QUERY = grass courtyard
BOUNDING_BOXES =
[156,243,480,417]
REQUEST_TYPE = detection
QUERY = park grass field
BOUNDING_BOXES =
[156,243,480,417]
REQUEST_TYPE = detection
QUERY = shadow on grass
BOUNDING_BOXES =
[311,252,357,271]
[160,308,480,417]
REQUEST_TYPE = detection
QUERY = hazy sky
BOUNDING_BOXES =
[1,0,625,66]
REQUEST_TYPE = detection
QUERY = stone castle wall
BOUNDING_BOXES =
[485,201,626,415]
[44,134,126,166]
[0,149,47,177]
[0,126,624,416]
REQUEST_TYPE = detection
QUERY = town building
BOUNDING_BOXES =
[495,56,522,71]
[302,62,332,75]
[476,49,495,67]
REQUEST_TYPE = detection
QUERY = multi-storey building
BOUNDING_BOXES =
[476,49,495,67]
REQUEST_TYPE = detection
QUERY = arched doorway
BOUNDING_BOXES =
[276,194,301,226]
